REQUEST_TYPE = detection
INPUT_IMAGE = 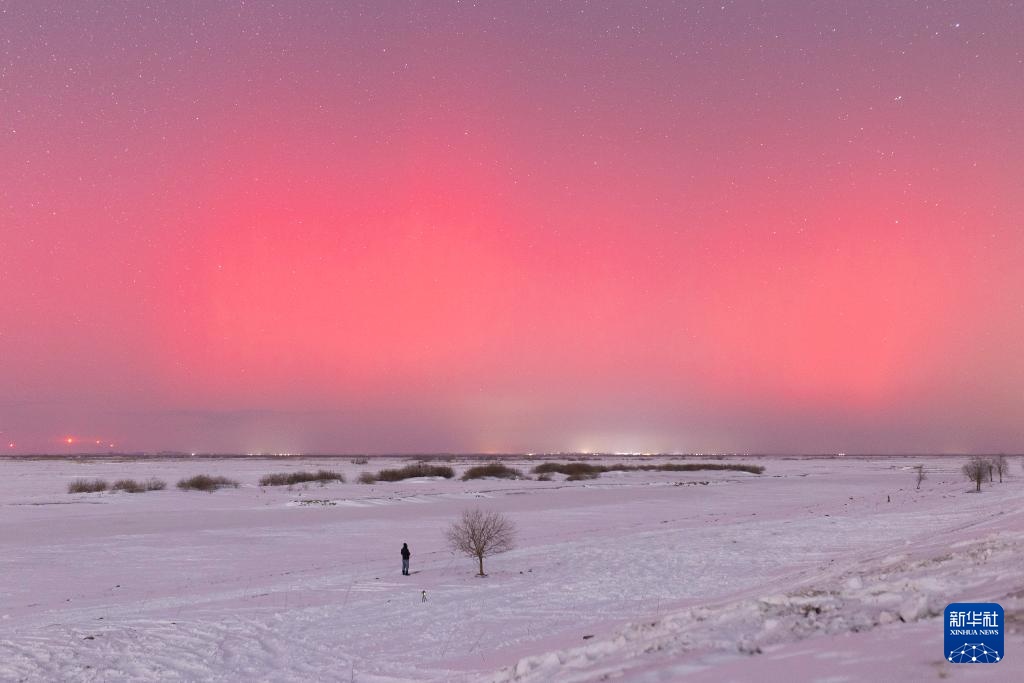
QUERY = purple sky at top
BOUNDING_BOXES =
[1,1,1022,454]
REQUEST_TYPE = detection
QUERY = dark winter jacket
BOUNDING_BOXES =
[401,544,411,559]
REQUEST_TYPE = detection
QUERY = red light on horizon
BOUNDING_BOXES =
[65,437,74,444]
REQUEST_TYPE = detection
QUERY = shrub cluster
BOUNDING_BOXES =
[961,455,1010,491]
[112,479,146,493]
[635,463,765,475]
[67,478,109,493]
[357,471,377,484]
[176,474,240,492]
[259,470,345,487]
[373,463,455,482]
[461,463,524,481]
[532,462,605,477]
[69,477,166,494]
[531,462,765,479]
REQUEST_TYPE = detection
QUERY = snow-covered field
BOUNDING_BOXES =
[1,455,1021,682]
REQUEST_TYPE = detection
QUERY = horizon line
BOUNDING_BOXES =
[3,451,1021,459]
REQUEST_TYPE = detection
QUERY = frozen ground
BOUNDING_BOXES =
[0,455,1021,682]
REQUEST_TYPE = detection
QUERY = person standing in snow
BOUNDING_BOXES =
[401,542,411,575]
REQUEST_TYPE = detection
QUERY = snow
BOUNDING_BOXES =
[0,455,1021,681]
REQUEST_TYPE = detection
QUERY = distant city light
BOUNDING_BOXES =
[65,437,74,444]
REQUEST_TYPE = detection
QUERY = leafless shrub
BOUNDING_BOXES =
[350,457,369,465]
[176,474,239,492]
[461,463,523,480]
[962,457,989,493]
[357,471,377,484]
[994,454,1009,483]
[532,462,605,477]
[530,462,764,479]
[112,479,146,493]
[259,470,344,487]
[375,463,454,481]
[145,478,167,491]
[67,478,108,494]
[446,508,517,576]
[639,463,765,474]
[913,464,926,490]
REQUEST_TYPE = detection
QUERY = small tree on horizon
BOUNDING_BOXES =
[913,464,926,490]
[446,507,517,576]
[962,457,988,493]
[994,454,1009,483]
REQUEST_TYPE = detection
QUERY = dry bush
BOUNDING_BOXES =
[536,473,552,482]
[446,507,516,576]
[350,457,369,465]
[374,463,455,482]
[67,478,108,494]
[112,479,146,493]
[145,478,167,491]
[962,457,989,492]
[532,462,606,477]
[259,470,345,487]
[913,464,926,490]
[259,472,292,486]
[176,474,240,492]
[461,463,523,481]
[531,461,765,479]
[994,454,1009,483]
[357,471,377,484]
[641,463,765,475]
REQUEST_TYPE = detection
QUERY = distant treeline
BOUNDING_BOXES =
[532,462,765,481]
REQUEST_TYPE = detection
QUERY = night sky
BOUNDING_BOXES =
[2,1,1022,454]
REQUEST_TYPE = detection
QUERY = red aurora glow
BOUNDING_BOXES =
[2,2,1022,453]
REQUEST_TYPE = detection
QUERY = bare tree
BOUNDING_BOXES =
[446,507,516,576]
[913,464,926,490]
[994,454,1008,483]
[962,457,988,493]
